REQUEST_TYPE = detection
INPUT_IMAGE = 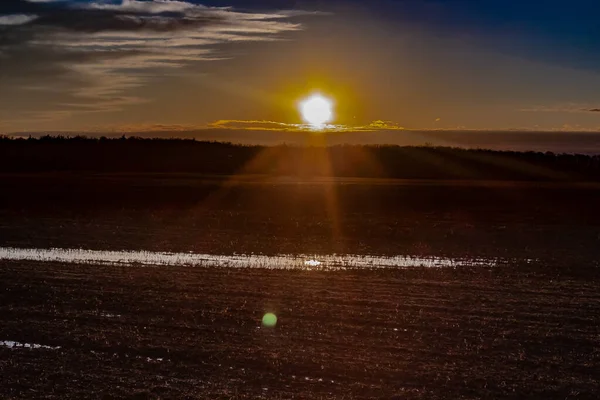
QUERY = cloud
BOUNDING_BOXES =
[98,123,204,133]
[364,120,405,130]
[44,119,409,134]
[83,0,198,14]
[210,119,406,132]
[521,104,600,113]
[0,14,37,25]
[210,120,305,131]
[0,0,313,119]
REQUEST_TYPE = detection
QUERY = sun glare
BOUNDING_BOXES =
[299,94,334,128]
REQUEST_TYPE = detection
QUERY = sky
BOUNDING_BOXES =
[2,0,600,148]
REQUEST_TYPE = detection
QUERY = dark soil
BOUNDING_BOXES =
[1,174,600,398]
[1,174,600,261]
[1,261,599,399]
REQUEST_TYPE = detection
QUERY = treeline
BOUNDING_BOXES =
[1,135,600,181]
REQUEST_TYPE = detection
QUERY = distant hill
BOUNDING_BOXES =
[1,136,599,181]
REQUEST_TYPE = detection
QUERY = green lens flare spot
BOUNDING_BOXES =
[262,313,277,328]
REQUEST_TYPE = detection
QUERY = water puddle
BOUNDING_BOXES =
[144,356,165,363]
[1,339,164,363]
[0,340,61,350]
[92,350,168,363]
[99,312,121,318]
[0,247,511,270]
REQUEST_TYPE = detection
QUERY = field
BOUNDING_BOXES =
[1,174,600,398]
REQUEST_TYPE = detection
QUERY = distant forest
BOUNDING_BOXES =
[2,136,600,181]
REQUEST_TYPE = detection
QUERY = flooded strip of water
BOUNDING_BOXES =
[0,247,514,270]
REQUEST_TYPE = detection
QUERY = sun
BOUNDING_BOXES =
[299,93,334,128]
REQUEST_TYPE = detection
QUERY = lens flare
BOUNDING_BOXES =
[262,312,278,327]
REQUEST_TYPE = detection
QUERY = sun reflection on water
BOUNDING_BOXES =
[304,259,322,268]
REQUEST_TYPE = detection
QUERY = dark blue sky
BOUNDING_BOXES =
[2,0,600,135]
[203,0,600,70]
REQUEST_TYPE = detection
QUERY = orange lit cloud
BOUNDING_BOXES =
[210,119,405,132]
[210,120,304,131]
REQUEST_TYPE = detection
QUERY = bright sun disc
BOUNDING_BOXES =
[299,94,333,127]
